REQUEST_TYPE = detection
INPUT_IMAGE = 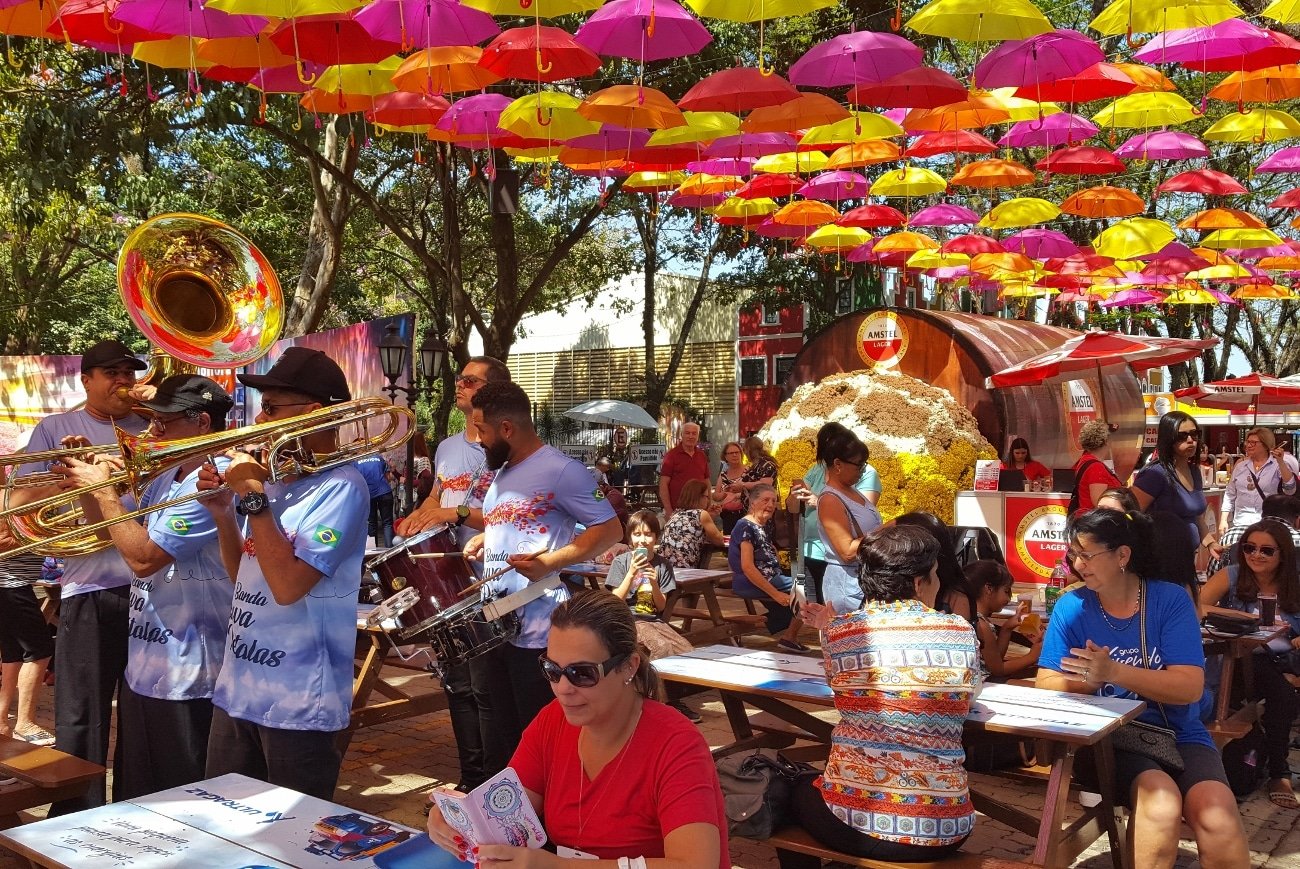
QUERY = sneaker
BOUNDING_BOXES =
[14,728,54,746]
[776,639,810,653]
[669,702,703,723]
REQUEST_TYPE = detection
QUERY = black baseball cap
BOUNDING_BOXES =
[140,374,234,418]
[238,346,352,405]
[81,340,147,374]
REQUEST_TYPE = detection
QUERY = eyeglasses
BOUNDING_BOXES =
[1066,546,1114,564]
[260,401,313,416]
[1177,429,1201,442]
[1244,439,1262,448]
[456,374,486,387]
[837,458,863,468]
[538,652,629,688]
[1242,543,1279,558]
[146,412,197,436]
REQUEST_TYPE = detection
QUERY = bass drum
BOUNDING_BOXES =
[364,527,473,641]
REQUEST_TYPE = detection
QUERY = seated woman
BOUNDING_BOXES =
[1037,509,1249,869]
[894,512,973,622]
[785,526,979,868]
[1001,437,1051,485]
[967,559,1041,680]
[426,589,727,868]
[1200,519,1300,810]
[659,480,727,570]
[727,483,806,651]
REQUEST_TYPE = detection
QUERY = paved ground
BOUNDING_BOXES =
[2,624,1299,868]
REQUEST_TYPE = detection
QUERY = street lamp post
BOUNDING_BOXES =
[378,323,449,515]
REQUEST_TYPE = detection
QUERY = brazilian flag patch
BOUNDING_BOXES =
[166,516,191,535]
[313,525,341,548]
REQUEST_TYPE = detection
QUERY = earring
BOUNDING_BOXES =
[624,676,634,685]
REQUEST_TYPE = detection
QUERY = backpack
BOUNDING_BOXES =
[1221,723,1268,798]
[1068,459,1101,515]
[715,750,817,839]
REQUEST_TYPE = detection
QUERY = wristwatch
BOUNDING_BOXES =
[454,504,471,526]
[236,491,269,517]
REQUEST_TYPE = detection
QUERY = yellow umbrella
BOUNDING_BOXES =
[799,113,905,149]
[507,145,563,161]
[712,196,779,220]
[971,251,1038,276]
[1164,287,1227,304]
[742,94,850,134]
[1111,62,1177,93]
[1187,263,1252,280]
[316,59,402,96]
[686,0,836,21]
[870,166,947,197]
[646,112,739,146]
[907,249,970,268]
[1093,218,1176,259]
[207,0,363,14]
[987,89,1062,122]
[1000,283,1057,298]
[1262,0,1300,23]
[805,225,871,252]
[979,197,1060,229]
[752,151,829,174]
[1204,109,1300,143]
[772,200,841,227]
[462,0,602,17]
[1092,92,1196,128]
[1089,0,1244,36]
[875,231,939,253]
[1200,228,1284,249]
[134,37,213,70]
[499,92,599,140]
[907,0,1052,41]
[624,171,687,193]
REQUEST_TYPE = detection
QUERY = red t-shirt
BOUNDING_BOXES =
[1071,452,1122,511]
[1001,459,1051,481]
[512,700,728,868]
[660,445,710,510]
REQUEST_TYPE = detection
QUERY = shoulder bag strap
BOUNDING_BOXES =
[822,488,864,540]
[1137,580,1174,730]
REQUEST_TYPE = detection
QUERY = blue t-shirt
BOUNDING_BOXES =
[127,459,235,701]
[1040,580,1212,748]
[354,454,393,498]
[482,446,617,649]
[1133,461,1206,549]
[19,409,150,597]
[435,433,494,554]
[211,464,369,732]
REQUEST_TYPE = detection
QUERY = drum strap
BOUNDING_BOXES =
[482,574,563,621]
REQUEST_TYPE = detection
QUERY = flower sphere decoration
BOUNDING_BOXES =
[760,370,995,524]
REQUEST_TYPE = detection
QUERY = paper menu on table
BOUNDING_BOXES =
[432,767,546,851]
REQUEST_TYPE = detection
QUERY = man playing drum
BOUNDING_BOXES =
[55,375,236,800]
[196,347,369,800]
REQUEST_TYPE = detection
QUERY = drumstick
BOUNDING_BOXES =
[411,551,466,560]
[459,565,514,597]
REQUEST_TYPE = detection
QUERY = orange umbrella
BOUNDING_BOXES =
[301,88,374,114]
[1209,66,1300,104]
[949,158,1035,189]
[874,231,938,253]
[1111,62,1175,93]
[1059,185,1145,218]
[1231,284,1296,299]
[740,93,850,134]
[1258,255,1300,270]
[1178,208,1266,230]
[196,30,294,68]
[0,0,63,39]
[972,251,1036,276]
[391,46,501,95]
[676,174,745,196]
[772,200,840,227]
[578,85,686,129]
[902,93,1012,132]
[823,139,901,169]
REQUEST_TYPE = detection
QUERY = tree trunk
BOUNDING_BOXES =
[643,228,724,420]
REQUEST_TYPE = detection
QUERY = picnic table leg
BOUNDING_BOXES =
[1032,743,1077,868]
[1092,737,1129,869]
[699,586,739,646]
[719,690,757,743]
[1214,649,1236,724]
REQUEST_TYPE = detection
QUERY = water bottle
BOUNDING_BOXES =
[1045,557,1069,615]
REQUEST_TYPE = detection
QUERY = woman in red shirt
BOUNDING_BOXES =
[1001,437,1051,484]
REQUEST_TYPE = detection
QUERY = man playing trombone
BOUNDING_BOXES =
[53,375,237,801]
[9,339,151,814]
[195,347,370,800]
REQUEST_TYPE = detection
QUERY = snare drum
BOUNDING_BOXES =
[426,595,520,671]
[364,528,473,641]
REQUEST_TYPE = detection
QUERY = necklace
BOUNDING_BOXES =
[574,703,642,852]
[1097,580,1141,632]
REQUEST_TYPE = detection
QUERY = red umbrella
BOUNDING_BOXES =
[733,174,802,199]
[678,67,800,112]
[1181,29,1300,73]
[270,14,401,66]
[1270,188,1300,208]
[905,130,996,159]
[1157,169,1249,196]
[838,204,907,228]
[367,91,450,127]
[848,67,967,110]
[1036,145,1125,175]
[52,0,167,50]
[479,26,601,83]
[942,234,1004,255]
[1174,373,1300,410]
[1013,61,1136,103]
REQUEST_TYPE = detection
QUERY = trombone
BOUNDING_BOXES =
[0,398,415,561]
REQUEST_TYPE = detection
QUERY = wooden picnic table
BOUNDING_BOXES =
[1201,609,1290,744]
[0,735,105,830]
[655,645,1146,869]
[562,563,748,645]
[346,609,447,750]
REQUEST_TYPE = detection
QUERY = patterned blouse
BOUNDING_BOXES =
[660,509,706,569]
[818,599,980,847]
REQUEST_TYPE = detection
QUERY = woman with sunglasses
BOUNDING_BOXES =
[1218,428,1299,536]
[810,425,881,616]
[1037,509,1248,869]
[425,590,727,869]
[1200,520,1300,809]
[712,442,747,533]
[1132,411,1221,562]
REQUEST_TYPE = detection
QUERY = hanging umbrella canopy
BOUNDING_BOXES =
[824,140,902,169]
[753,150,829,174]
[479,26,602,83]
[949,158,1036,189]
[676,173,744,196]
[575,0,711,62]
[366,90,450,127]
[196,31,296,68]
[788,31,922,87]
[772,200,840,227]
[685,0,836,20]
[733,173,802,199]
[838,204,908,228]
[1185,28,1300,72]
[805,224,871,252]
[1094,218,1177,259]
[988,331,1218,390]
[1003,228,1079,259]
[113,0,266,38]
[622,170,685,192]
[798,171,869,202]
[1110,62,1176,92]
[1203,109,1300,143]
[870,166,947,197]
[1112,130,1208,160]
[268,13,401,65]
[1013,61,1136,102]
[903,93,1013,132]
[712,196,779,224]
[906,0,1053,41]
[579,85,686,129]
[435,91,511,136]
[1088,0,1245,36]
[1165,287,1239,305]
[979,197,1061,229]
[906,129,997,158]
[797,113,905,149]
[1098,288,1166,307]
[1256,146,1300,173]
[1060,185,1145,218]
[909,203,981,226]
[391,46,501,94]
[352,0,498,50]
[1232,283,1297,299]
[1036,145,1124,175]
[563,399,659,428]
[1178,208,1266,230]
[943,234,1004,255]
[54,0,169,50]
[998,112,1097,148]
[740,93,849,134]
[1200,228,1285,250]
[704,132,797,160]
[874,231,939,253]
[462,0,601,16]
[1157,169,1248,195]
[678,67,801,112]
[971,250,1038,277]
[499,92,598,139]
[973,28,1104,89]
[646,111,739,145]
[1132,18,1276,66]
[1093,92,1196,128]
[847,66,968,110]
[134,35,213,68]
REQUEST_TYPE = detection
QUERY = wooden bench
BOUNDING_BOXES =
[0,735,105,829]
[765,826,1036,869]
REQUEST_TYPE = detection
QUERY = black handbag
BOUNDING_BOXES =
[1110,581,1184,773]
[715,749,817,839]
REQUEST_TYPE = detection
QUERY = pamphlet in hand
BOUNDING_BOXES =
[432,767,546,852]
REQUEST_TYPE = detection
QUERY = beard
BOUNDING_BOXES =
[484,438,512,470]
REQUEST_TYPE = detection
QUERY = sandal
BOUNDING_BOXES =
[776,639,809,652]
[1268,779,1300,810]
[14,728,54,746]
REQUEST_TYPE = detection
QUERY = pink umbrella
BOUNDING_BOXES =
[788,31,922,88]
[668,191,728,208]
[702,133,797,160]
[685,157,753,175]
[1182,29,1300,73]
[1099,289,1166,308]
[973,29,1104,89]
[1002,229,1079,259]
[1141,242,1200,261]
[354,0,499,50]
[1113,131,1208,161]
[998,112,1097,148]
[1256,147,1300,174]
[1133,20,1277,68]
[575,0,711,62]
[909,204,980,226]
[798,171,869,201]
[113,0,265,38]
[435,92,511,136]
[567,127,653,151]
[249,62,325,93]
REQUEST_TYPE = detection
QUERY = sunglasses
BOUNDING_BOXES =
[538,652,629,688]
[1242,543,1279,558]
[1177,429,1201,442]
[261,401,313,416]
[456,374,486,387]
[146,411,198,435]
